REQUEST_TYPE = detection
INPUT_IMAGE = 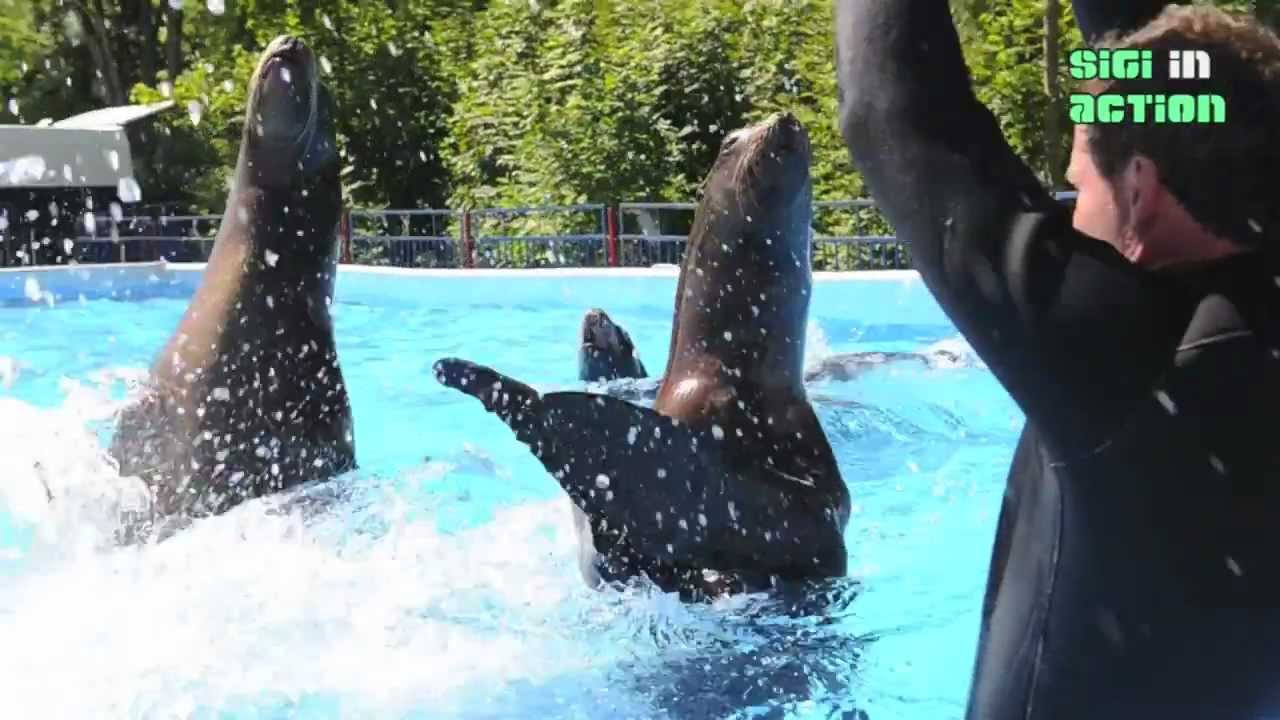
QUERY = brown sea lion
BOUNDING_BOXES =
[109,36,355,541]
[578,308,648,383]
[435,112,849,601]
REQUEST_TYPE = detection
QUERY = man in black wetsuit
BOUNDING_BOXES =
[837,1,1280,718]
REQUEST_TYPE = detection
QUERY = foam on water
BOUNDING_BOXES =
[0,275,1021,719]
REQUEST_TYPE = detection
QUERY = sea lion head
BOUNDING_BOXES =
[237,35,337,190]
[670,113,814,388]
[701,111,813,256]
[579,308,646,382]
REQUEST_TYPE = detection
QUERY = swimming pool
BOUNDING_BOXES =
[0,263,1022,719]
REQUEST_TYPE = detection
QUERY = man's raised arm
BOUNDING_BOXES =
[834,0,1184,455]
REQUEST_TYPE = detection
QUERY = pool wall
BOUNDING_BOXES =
[0,262,952,325]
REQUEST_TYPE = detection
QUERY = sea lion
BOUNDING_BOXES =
[108,35,355,541]
[802,348,973,383]
[578,308,648,382]
[435,112,850,601]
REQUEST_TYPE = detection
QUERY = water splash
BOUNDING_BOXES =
[804,319,835,374]
[187,100,204,127]
[117,177,143,204]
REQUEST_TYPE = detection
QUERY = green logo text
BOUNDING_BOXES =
[1068,49,1225,124]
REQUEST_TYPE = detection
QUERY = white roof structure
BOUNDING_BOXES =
[49,100,174,130]
[0,100,174,192]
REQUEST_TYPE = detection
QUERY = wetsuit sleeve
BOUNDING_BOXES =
[1072,0,1173,46]
[835,0,1184,455]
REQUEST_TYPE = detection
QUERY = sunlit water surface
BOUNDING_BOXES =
[0,273,1021,719]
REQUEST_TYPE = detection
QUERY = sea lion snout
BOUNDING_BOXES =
[582,308,619,347]
[252,36,319,141]
[262,35,313,67]
[762,111,810,156]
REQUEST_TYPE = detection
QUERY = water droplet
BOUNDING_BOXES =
[322,13,334,30]
[6,98,17,115]
[24,209,38,221]
[81,212,94,234]
[320,56,333,74]
[711,424,724,440]
[1226,556,1243,576]
[264,249,280,267]
[207,0,225,14]
[1208,454,1227,474]
[280,66,292,84]
[595,474,610,489]
[723,331,733,341]
[187,100,203,126]
[211,387,231,401]
[117,177,142,203]
[158,81,173,98]
[1249,218,1263,234]
[109,202,123,222]
[23,277,41,302]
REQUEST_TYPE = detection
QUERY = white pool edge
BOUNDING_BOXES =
[161,262,923,283]
[0,262,950,327]
[0,261,921,280]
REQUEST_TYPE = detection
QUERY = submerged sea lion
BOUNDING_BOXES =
[578,308,648,382]
[436,112,849,600]
[109,35,355,540]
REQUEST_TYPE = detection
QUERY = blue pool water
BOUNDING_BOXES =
[0,268,1023,719]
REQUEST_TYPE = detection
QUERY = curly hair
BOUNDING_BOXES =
[1083,6,1280,247]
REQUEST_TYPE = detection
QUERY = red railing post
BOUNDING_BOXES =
[339,208,353,263]
[606,203,619,267]
[462,209,475,269]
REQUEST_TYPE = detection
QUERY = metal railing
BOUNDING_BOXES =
[4,192,1079,270]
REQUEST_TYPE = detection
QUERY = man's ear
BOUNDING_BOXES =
[1121,153,1164,233]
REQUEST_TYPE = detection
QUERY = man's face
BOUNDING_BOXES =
[1066,124,1132,259]
[1065,124,1245,269]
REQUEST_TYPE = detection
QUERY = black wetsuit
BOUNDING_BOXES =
[1072,0,1170,45]
[836,2,1280,718]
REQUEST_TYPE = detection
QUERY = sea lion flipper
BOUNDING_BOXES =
[433,358,546,450]
[537,391,710,564]
[540,392,846,574]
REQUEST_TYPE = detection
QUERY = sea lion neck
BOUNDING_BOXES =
[664,208,812,395]
[218,178,340,278]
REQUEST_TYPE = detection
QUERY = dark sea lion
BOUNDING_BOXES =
[435,112,850,601]
[108,35,355,541]
[578,308,647,382]
[803,351,929,383]
[802,348,970,383]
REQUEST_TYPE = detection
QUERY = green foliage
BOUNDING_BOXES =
[959,0,1083,186]
[0,0,51,94]
[9,0,1274,269]
[130,48,259,211]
